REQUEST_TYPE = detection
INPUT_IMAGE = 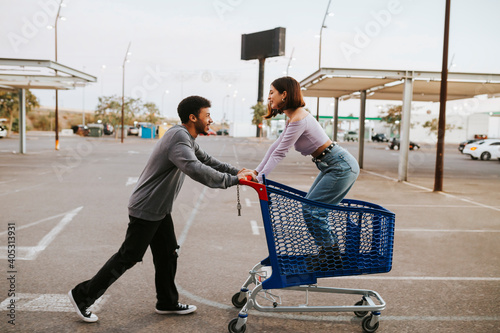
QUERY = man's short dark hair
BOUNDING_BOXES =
[177,96,211,123]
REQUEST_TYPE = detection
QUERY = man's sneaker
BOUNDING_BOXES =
[155,303,197,315]
[67,290,98,323]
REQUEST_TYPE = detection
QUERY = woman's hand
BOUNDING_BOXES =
[237,168,257,182]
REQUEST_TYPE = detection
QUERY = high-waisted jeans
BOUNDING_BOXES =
[303,145,360,248]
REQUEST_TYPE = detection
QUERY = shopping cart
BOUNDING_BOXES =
[228,177,395,333]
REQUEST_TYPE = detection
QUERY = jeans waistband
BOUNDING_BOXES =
[311,142,337,163]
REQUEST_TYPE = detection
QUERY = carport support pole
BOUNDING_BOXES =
[434,0,451,192]
[316,97,320,121]
[333,97,339,142]
[398,76,414,182]
[258,58,265,103]
[19,88,26,154]
[358,90,366,169]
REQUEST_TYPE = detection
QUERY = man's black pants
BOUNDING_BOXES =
[72,214,179,309]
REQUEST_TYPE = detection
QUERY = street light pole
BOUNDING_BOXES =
[121,42,131,143]
[316,0,332,121]
[53,0,64,150]
[286,47,295,76]
[318,0,332,68]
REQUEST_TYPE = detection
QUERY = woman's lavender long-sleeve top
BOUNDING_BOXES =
[255,113,329,182]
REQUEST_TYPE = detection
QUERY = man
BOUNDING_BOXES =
[68,96,255,323]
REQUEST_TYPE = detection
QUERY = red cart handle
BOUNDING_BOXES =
[239,175,268,201]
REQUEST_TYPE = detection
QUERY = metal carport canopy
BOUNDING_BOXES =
[299,67,500,181]
[0,58,97,153]
[0,58,96,90]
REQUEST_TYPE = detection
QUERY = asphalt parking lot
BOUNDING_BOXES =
[0,133,499,333]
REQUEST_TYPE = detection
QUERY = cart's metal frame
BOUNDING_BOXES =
[230,262,384,332]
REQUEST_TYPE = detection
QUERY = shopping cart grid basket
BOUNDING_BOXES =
[260,178,395,290]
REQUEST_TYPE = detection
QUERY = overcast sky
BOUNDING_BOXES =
[2,0,500,123]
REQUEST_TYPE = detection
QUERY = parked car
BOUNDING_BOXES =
[462,139,500,160]
[458,139,479,153]
[127,125,139,136]
[388,137,420,150]
[0,125,7,138]
[199,129,217,136]
[103,123,114,135]
[343,131,358,142]
[372,133,388,142]
[492,146,500,161]
[217,129,229,136]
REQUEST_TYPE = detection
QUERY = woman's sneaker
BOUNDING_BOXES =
[67,290,98,323]
[155,303,197,315]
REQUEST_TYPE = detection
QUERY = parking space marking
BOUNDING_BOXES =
[0,206,83,260]
[250,220,263,235]
[177,187,207,252]
[396,228,500,233]
[384,204,483,208]
[0,293,108,313]
[334,276,500,281]
[126,177,138,186]
[177,283,499,322]
[245,198,251,207]
[363,170,500,212]
[0,182,45,197]
[0,212,69,236]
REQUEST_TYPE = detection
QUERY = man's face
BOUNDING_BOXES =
[194,107,213,135]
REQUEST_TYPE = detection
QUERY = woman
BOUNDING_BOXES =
[253,76,360,269]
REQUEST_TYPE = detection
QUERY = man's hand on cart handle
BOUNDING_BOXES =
[237,168,257,182]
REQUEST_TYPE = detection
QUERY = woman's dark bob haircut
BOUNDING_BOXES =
[264,76,305,119]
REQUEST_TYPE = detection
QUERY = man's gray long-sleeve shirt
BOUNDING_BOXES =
[128,125,239,221]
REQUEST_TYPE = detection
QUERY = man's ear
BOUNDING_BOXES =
[188,114,197,123]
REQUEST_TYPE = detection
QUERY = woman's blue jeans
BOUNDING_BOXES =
[303,145,360,249]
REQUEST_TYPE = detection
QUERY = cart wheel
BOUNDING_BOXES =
[354,300,368,318]
[231,293,247,308]
[228,318,246,333]
[361,315,379,333]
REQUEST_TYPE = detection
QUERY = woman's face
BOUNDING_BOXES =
[268,85,285,109]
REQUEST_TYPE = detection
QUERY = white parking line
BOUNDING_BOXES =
[333,276,500,281]
[176,284,500,322]
[0,179,17,185]
[363,170,500,212]
[0,183,45,197]
[396,228,500,233]
[126,177,138,186]
[0,206,83,260]
[0,293,108,313]
[250,220,263,235]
